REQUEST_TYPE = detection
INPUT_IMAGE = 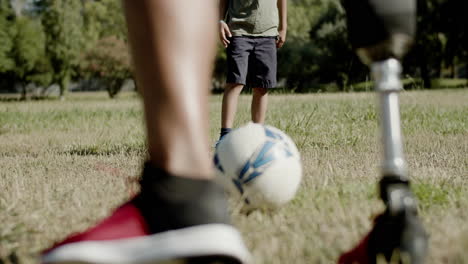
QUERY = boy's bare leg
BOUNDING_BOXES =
[219,85,268,141]
[251,87,268,124]
[221,83,244,129]
[124,0,216,179]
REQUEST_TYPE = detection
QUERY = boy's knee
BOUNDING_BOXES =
[253,87,268,95]
[225,83,244,93]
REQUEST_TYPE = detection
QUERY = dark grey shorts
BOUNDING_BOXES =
[226,36,277,88]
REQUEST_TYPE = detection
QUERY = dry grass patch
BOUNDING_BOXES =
[1,89,467,263]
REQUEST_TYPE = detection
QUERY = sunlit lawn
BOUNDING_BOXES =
[1,89,467,263]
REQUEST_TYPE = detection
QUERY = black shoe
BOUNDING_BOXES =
[42,163,252,264]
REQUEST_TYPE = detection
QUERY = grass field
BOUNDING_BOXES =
[1,89,467,263]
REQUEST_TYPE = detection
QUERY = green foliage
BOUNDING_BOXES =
[82,0,126,46]
[0,0,465,97]
[13,17,46,79]
[403,0,468,87]
[275,0,322,91]
[213,45,228,91]
[278,42,320,92]
[307,1,364,89]
[12,16,52,98]
[278,0,367,92]
[439,0,468,74]
[42,0,85,97]
[287,0,322,42]
[78,0,130,98]
[0,1,52,95]
[280,0,468,92]
[0,2,15,73]
[26,55,53,87]
[80,36,132,98]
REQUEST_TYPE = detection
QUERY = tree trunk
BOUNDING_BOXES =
[450,57,456,78]
[20,83,27,100]
[420,64,431,89]
[59,72,70,100]
[419,50,431,88]
[435,57,442,78]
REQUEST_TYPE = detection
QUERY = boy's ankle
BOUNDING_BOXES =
[220,128,232,140]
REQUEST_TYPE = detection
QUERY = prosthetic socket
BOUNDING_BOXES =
[342,0,416,64]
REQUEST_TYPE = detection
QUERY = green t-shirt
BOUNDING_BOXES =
[226,0,279,37]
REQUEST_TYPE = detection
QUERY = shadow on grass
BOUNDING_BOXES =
[0,96,59,102]
[0,251,19,264]
[64,143,146,156]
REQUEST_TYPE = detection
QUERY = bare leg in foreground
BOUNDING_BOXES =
[41,1,251,263]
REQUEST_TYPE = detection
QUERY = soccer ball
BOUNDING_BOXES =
[214,123,302,210]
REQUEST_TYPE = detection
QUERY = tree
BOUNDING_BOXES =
[80,36,132,98]
[402,0,468,88]
[0,1,15,74]
[42,0,84,99]
[212,45,227,91]
[439,0,468,79]
[278,41,321,92]
[78,0,131,98]
[309,1,353,88]
[277,0,370,92]
[0,0,51,96]
[276,0,324,92]
[82,0,127,46]
[403,0,442,88]
[287,0,323,42]
[287,0,366,91]
[12,16,49,98]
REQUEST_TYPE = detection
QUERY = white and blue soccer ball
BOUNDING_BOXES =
[214,123,302,210]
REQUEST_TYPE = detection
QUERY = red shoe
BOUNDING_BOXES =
[338,188,428,264]
[42,198,251,264]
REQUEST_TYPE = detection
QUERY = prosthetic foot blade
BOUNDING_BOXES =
[339,186,428,264]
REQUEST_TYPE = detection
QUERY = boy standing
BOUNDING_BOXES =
[218,0,287,140]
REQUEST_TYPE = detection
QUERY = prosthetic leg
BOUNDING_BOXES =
[338,0,428,263]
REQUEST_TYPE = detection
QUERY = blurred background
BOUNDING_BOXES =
[0,0,466,99]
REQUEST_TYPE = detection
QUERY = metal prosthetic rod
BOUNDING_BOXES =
[369,59,428,264]
[340,0,428,262]
[371,58,416,213]
[372,58,407,178]
[345,0,419,216]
